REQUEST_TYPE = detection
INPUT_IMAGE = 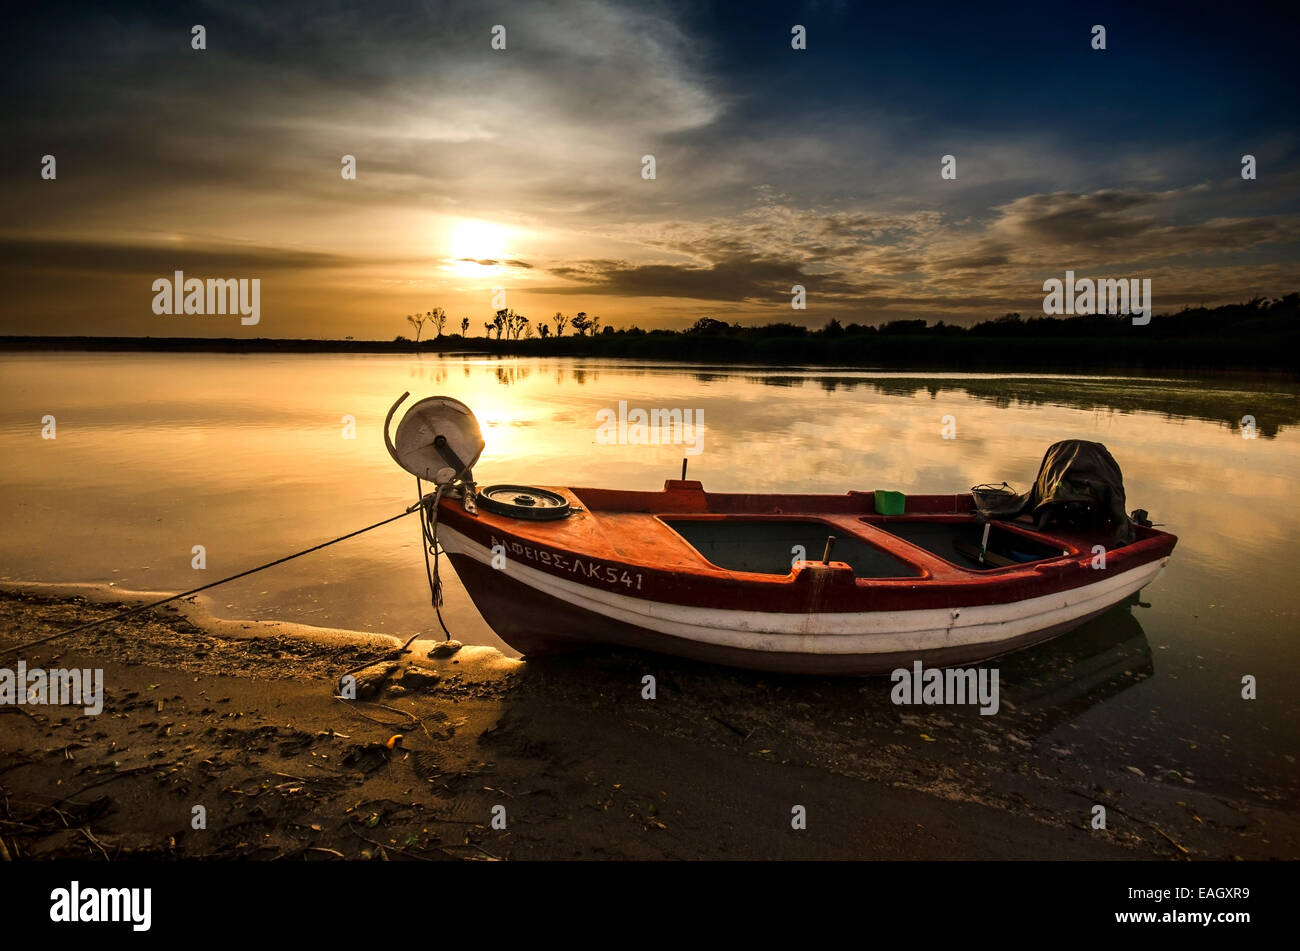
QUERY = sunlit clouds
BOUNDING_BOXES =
[1,1,1296,337]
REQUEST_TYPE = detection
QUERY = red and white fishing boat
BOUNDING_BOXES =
[385,394,1177,675]
[432,481,1175,674]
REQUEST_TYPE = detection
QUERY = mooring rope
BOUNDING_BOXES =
[0,500,432,659]
[416,476,455,641]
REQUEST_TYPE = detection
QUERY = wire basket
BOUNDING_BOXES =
[970,482,1020,518]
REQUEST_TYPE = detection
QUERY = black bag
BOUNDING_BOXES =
[1022,439,1133,545]
[973,440,1134,545]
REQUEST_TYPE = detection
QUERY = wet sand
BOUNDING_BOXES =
[1,586,1295,861]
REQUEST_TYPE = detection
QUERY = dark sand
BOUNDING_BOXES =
[1,586,1295,861]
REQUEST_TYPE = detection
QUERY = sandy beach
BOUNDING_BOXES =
[1,585,1294,862]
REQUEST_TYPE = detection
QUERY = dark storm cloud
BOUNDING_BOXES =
[0,0,720,212]
[538,253,865,301]
[989,190,1300,260]
[993,190,1163,244]
[0,238,359,275]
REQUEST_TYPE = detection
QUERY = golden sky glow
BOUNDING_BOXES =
[1,2,1296,338]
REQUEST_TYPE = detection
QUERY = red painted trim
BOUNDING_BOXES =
[438,484,1177,614]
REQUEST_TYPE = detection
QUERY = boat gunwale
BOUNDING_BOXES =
[438,521,1171,647]
[436,484,1178,609]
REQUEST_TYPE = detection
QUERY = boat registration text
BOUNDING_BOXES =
[490,535,645,590]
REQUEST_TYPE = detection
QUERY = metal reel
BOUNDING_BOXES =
[384,392,485,485]
[476,485,571,520]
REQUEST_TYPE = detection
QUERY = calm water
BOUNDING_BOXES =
[1,353,1298,796]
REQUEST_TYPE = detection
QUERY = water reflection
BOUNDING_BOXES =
[0,353,1295,796]
[471,360,1298,437]
[740,372,1294,437]
[517,597,1154,734]
[497,598,1163,802]
[996,594,1154,738]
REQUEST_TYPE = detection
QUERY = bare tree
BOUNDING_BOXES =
[552,312,567,337]
[483,321,494,338]
[505,310,529,339]
[406,313,427,342]
[460,317,469,336]
[428,307,448,338]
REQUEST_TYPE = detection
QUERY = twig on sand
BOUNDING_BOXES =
[273,845,346,861]
[79,827,110,861]
[0,819,45,832]
[270,770,310,783]
[347,827,433,862]
[1066,789,1190,858]
[369,700,426,726]
[306,846,345,859]
[340,642,416,678]
[441,842,500,861]
[333,697,433,739]
[333,697,406,728]
[1126,813,1190,856]
[340,653,397,678]
[712,716,749,739]
[58,765,158,803]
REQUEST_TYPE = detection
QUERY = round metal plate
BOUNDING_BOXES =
[477,485,571,520]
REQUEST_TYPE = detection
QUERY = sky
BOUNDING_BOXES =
[1,0,1297,338]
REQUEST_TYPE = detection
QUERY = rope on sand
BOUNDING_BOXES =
[0,500,432,659]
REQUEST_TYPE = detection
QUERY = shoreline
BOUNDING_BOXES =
[1,333,1295,375]
[1,585,1295,860]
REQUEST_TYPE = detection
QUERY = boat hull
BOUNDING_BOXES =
[438,517,1172,676]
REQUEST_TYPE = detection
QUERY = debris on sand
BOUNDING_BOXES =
[348,662,401,700]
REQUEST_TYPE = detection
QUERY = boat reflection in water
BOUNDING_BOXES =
[990,592,1155,738]
[495,594,1157,754]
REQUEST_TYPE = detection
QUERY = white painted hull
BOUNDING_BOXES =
[438,523,1169,669]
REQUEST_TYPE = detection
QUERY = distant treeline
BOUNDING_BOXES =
[4,294,1296,373]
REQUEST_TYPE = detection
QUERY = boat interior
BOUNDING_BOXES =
[870,518,1067,570]
[662,515,1068,576]
[568,480,1099,580]
[663,518,926,577]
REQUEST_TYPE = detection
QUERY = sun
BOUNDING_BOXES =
[448,220,509,270]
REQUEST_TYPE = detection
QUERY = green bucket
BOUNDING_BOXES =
[874,489,906,516]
